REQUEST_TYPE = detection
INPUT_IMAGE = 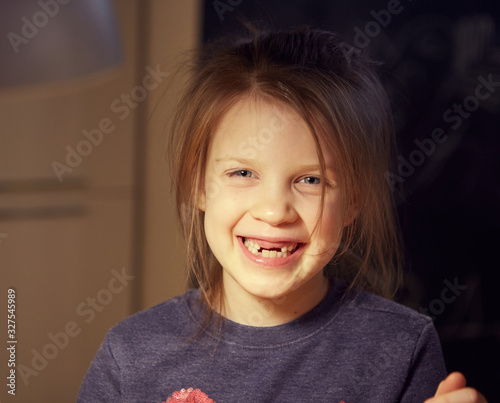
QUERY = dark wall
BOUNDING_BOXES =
[203,1,500,400]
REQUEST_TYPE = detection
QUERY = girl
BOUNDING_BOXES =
[78,28,487,402]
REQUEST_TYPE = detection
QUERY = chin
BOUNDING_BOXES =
[243,279,297,301]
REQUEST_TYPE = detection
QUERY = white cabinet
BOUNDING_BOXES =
[0,2,137,399]
[0,1,200,400]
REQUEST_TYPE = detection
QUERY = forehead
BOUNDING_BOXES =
[208,96,336,167]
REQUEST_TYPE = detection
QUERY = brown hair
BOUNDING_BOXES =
[168,27,402,327]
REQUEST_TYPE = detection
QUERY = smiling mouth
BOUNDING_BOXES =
[241,237,301,258]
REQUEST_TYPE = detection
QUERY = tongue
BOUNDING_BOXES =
[244,237,297,250]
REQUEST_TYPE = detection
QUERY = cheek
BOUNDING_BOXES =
[203,185,243,241]
[309,198,345,253]
[203,207,231,260]
[204,173,223,205]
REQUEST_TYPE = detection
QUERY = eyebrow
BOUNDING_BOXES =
[215,157,255,165]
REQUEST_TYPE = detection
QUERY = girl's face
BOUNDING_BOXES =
[201,97,349,321]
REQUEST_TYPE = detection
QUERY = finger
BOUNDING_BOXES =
[434,372,467,396]
[425,387,487,403]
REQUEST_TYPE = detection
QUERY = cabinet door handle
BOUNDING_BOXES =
[0,205,86,221]
[0,178,86,194]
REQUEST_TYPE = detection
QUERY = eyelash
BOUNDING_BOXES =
[298,176,321,185]
[227,170,321,185]
[228,169,255,178]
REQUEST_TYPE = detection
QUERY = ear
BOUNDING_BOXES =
[196,177,206,212]
[197,190,206,212]
[343,201,358,227]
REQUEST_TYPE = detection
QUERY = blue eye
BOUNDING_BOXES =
[299,176,321,185]
[229,170,255,178]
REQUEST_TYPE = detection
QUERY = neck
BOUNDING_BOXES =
[220,274,330,327]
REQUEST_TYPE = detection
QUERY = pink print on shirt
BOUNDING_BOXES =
[162,387,216,403]
[161,387,347,402]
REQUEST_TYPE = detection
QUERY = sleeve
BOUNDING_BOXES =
[77,333,122,402]
[399,321,447,402]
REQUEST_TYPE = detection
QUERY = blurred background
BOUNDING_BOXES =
[1,0,499,401]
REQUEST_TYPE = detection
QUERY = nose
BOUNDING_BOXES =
[249,183,298,226]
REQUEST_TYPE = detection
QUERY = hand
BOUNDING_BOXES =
[425,372,487,403]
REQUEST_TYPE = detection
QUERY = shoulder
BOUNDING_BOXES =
[334,288,437,346]
[349,290,429,323]
[330,288,445,370]
[343,289,431,324]
[105,288,200,346]
[79,289,204,397]
[321,288,446,400]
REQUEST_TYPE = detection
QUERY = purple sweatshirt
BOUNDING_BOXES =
[78,282,446,402]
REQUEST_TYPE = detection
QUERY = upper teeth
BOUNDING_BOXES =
[243,238,297,258]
